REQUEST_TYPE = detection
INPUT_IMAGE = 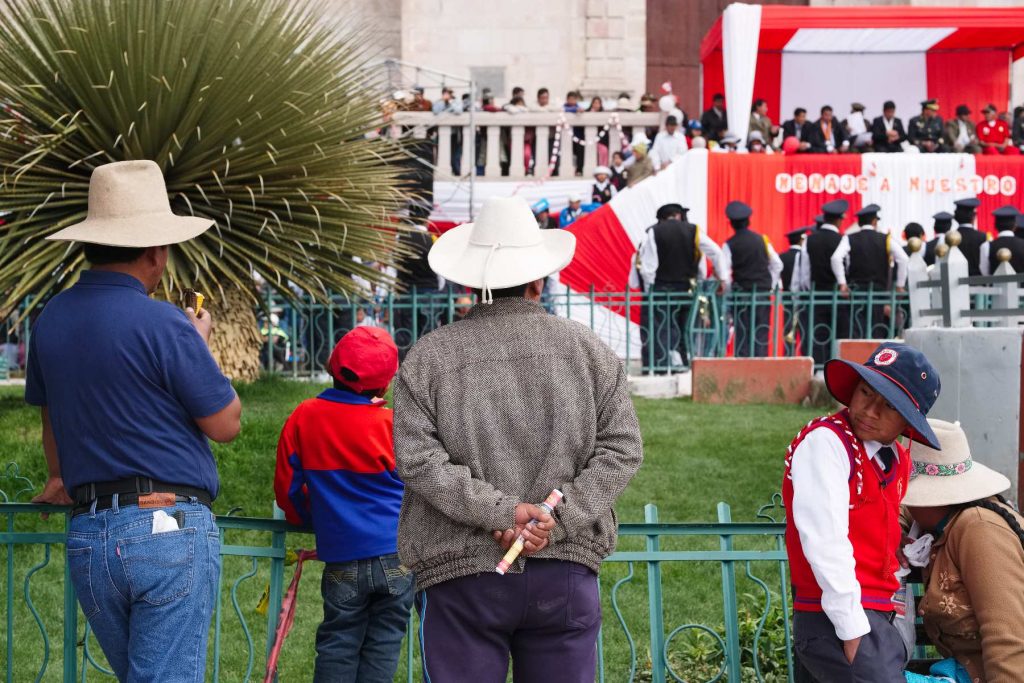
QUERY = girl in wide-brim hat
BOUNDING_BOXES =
[904,419,1024,682]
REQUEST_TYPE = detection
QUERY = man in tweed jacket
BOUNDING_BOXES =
[394,196,643,682]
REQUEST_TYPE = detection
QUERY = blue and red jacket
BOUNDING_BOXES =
[274,388,404,563]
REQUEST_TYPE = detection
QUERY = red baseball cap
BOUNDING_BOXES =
[327,327,399,393]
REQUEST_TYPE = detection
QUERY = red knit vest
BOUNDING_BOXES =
[782,410,910,613]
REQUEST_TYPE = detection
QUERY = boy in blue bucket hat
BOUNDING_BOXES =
[782,342,941,682]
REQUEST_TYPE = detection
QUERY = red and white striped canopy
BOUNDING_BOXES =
[701,5,1024,143]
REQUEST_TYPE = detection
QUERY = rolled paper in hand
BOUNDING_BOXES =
[495,489,563,575]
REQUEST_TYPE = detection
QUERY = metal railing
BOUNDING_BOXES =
[257,284,910,377]
[1,464,798,683]
[908,233,1024,328]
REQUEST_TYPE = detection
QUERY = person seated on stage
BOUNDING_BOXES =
[946,104,982,154]
[908,100,946,153]
[784,343,941,682]
[872,101,908,153]
[845,103,873,151]
[903,419,1024,683]
[808,105,849,154]
[782,107,813,153]
[748,98,779,151]
[978,103,1021,155]
[716,133,740,153]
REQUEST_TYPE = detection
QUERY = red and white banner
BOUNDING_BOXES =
[556,150,1024,357]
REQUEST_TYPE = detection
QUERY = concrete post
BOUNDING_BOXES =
[994,254,1021,327]
[940,232,970,328]
[906,237,935,327]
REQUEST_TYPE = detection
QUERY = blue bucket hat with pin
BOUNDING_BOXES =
[824,342,941,449]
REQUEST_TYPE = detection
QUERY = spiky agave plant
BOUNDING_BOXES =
[0,0,411,379]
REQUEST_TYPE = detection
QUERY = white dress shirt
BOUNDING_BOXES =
[649,130,689,169]
[790,428,898,641]
[788,246,805,292]
[720,239,784,292]
[795,225,839,291]
[637,224,727,291]
[829,229,909,288]
[980,230,1015,276]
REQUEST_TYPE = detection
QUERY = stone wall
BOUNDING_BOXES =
[397,0,646,103]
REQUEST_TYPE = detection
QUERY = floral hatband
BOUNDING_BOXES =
[911,458,973,478]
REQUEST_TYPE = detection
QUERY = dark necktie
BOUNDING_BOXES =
[878,446,896,474]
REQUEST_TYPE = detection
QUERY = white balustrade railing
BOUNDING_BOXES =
[389,111,664,180]
[908,234,1024,328]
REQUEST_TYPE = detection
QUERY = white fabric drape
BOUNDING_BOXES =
[780,52,928,127]
[722,3,762,150]
[860,153,978,239]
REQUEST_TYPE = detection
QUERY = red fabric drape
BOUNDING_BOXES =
[926,50,1010,124]
[703,50,726,111]
[707,154,864,250]
[752,51,784,129]
[559,205,635,293]
[974,156,1024,235]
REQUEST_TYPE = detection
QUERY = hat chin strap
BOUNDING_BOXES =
[480,242,501,305]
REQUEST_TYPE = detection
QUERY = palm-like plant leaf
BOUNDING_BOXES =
[0,0,411,318]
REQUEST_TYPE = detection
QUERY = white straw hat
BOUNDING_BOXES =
[47,160,213,247]
[427,196,575,304]
[592,165,611,176]
[903,419,1011,507]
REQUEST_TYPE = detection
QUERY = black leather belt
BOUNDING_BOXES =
[72,477,212,516]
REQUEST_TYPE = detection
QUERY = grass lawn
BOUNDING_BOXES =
[0,378,820,681]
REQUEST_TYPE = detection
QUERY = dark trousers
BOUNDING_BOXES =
[850,286,889,339]
[809,296,849,367]
[793,610,906,683]
[417,560,601,683]
[782,300,808,357]
[733,290,770,357]
[650,282,691,372]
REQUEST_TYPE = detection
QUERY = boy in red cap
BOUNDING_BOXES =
[783,342,941,682]
[274,327,411,683]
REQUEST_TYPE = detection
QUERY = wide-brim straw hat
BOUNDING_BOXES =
[47,160,213,247]
[903,419,1011,507]
[428,196,575,302]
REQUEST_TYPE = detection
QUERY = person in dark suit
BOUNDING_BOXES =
[1016,212,1024,241]
[980,206,1024,275]
[871,101,907,153]
[807,106,848,153]
[782,108,813,153]
[952,197,986,276]
[700,93,728,143]
[908,99,946,153]
[924,212,953,266]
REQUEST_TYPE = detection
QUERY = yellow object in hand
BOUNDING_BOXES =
[194,292,205,315]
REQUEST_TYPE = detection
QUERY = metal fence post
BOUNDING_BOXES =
[718,502,742,679]
[644,504,665,683]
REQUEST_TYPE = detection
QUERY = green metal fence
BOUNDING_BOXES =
[2,465,801,682]
[254,285,910,378]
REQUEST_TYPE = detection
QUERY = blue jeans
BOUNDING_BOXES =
[314,553,415,683]
[66,498,220,682]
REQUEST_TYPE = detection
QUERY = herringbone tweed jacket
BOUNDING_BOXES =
[393,296,643,590]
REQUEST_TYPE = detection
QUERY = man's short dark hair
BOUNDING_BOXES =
[713,93,724,102]
[665,116,678,126]
[512,86,524,97]
[821,105,833,114]
[752,98,766,112]
[883,100,896,111]
[537,87,549,98]
[83,243,146,265]
[794,107,806,117]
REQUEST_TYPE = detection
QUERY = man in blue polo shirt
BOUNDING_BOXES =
[25,160,241,682]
